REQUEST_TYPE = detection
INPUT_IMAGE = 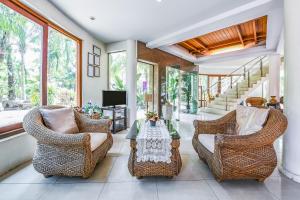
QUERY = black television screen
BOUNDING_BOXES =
[102,90,127,107]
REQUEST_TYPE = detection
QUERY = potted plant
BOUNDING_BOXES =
[145,111,159,126]
[82,101,102,119]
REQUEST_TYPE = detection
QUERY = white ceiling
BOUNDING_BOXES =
[48,0,283,65]
[48,0,254,43]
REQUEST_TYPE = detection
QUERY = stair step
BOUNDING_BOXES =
[208,103,235,110]
[217,97,237,102]
[214,101,237,106]
[200,107,231,115]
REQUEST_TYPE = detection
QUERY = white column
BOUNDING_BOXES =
[280,0,300,183]
[126,40,137,126]
[268,54,281,101]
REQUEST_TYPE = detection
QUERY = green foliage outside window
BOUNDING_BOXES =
[109,52,126,91]
[0,3,41,109]
[0,3,78,110]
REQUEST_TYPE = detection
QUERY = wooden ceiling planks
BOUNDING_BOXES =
[177,16,267,57]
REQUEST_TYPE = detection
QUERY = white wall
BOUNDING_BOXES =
[107,40,138,126]
[106,41,127,53]
[0,133,36,176]
[22,0,108,106]
[199,67,243,75]
[0,0,108,176]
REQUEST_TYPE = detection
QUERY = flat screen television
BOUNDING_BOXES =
[102,90,127,107]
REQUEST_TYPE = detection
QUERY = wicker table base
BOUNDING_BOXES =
[126,119,182,178]
[128,139,182,178]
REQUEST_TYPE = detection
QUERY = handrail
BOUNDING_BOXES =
[230,57,265,86]
[204,56,265,93]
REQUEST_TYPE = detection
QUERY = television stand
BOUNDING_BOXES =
[101,106,127,134]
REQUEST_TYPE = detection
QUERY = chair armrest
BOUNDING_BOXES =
[75,112,111,133]
[215,132,268,150]
[41,132,90,146]
[193,110,236,135]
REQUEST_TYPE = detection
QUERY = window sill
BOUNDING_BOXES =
[0,127,25,140]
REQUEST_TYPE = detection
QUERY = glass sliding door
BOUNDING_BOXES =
[166,67,199,120]
[136,62,154,119]
[180,71,198,114]
[166,67,180,120]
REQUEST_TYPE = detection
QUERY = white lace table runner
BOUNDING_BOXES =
[136,121,172,163]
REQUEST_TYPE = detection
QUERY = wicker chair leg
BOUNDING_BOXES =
[137,176,143,179]
[257,178,266,182]
[43,175,53,178]
[216,177,223,182]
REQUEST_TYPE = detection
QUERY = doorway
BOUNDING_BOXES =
[136,62,154,119]
[166,67,198,121]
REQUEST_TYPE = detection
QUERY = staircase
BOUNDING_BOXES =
[199,56,269,115]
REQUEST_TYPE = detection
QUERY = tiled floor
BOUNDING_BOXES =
[1,112,300,200]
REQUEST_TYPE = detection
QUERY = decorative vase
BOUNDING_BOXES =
[149,120,156,127]
[269,96,277,104]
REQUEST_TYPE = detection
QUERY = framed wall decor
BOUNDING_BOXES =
[93,45,101,56]
[87,65,94,77]
[94,54,100,66]
[94,66,100,77]
[88,52,94,65]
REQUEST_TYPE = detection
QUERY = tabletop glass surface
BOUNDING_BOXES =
[126,120,180,140]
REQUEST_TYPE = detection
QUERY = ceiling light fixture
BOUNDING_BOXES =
[156,0,162,2]
[90,16,96,21]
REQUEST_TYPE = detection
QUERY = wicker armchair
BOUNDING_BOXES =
[23,106,113,178]
[246,97,267,108]
[192,109,287,182]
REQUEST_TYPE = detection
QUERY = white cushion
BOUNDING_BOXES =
[236,105,269,135]
[198,134,215,153]
[40,108,79,134]
[89,133,107,151]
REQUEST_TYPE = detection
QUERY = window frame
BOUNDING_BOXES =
[0,0,83,136]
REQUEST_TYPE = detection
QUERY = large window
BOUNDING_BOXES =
[48,28,78,106]
[108,51,126,90]
[0,1,82,135]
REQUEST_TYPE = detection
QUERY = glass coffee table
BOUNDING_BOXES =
[126,120,182,178]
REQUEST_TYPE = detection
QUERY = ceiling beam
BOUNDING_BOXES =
[192,38,208,50]
[181,41,203,54]
[195,46,276,64]
[253,20,257,44]
[235,25,244,46]
[208,40,242,50]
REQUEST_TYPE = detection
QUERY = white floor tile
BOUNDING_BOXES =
[207,179,278,200]
[0,162,57,184]
[39,183,104,200]
[264,176,300,200]
[107,156,135,182]
[157,180,218,200]
[99,182,157,200]
[0,183,51,200]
